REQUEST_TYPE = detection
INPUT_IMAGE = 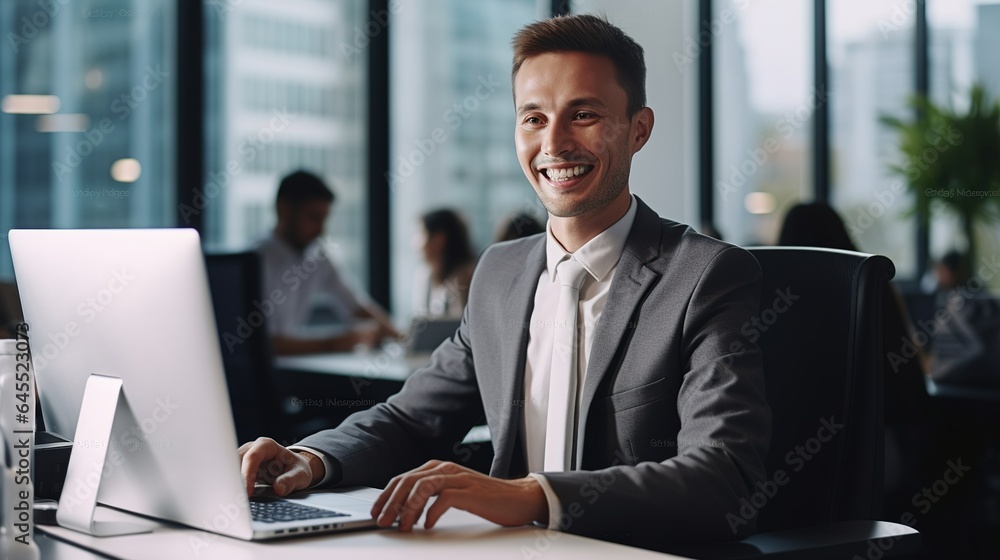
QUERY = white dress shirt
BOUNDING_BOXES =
[526,196,637,528]
[295,197,638,527]
[255,234,363,336]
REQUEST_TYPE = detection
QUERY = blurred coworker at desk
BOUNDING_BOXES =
[412,209,476,319]
[929,250,1000,388]
[932,250,967,292]
[257,170,401,355]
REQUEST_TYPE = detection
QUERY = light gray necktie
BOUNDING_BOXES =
[544,257,589,471]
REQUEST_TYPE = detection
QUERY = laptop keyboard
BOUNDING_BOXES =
[249,496,350,524]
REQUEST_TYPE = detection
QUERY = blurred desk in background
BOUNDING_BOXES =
[275,349,427,382]
[274,349,493,472]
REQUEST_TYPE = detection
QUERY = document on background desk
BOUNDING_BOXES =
[37,488,687,560]
[275,351,414,382]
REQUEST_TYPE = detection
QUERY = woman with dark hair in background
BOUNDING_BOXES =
[415,209,476,319]
[777,203,858,250]
[494,212,544,242]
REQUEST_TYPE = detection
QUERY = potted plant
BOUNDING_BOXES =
[881,84,1000,268]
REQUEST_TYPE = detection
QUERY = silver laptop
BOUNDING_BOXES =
[10,228,379,540]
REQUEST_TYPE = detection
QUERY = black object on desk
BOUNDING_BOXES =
[34,430,72,500]
[34,499,59,525]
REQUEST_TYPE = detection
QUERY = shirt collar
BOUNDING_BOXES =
[545,194,637,283]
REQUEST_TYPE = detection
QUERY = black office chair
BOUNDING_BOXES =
[672,247,920,559]
[204,251,287,445]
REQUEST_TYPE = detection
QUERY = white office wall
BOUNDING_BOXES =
[570,0,699,226]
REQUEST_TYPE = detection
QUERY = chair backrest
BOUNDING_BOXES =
[204,251,279,444]
[746,247,894,531]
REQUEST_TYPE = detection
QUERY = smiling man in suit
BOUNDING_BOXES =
[240,14,771,546]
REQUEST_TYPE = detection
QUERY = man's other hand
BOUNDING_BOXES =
[371,460,548,531]
[237,437,325,497]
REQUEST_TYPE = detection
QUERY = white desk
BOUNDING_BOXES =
[36,492,690,560]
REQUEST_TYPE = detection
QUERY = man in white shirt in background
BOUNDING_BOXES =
[256,170,401,355]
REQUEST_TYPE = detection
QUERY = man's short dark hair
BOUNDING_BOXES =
[276,170,335,207]
[511,14,646,117]
[940,250,969,283]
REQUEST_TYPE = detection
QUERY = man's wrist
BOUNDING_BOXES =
[297,450,326,486]
[526,473,563,528]
[520,476,549,525]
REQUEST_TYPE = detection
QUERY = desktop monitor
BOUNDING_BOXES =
[9,228,256,539]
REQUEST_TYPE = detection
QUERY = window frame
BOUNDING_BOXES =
[177,0,564,312]
[697,0,932,279]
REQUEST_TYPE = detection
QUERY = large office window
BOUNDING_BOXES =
[928,0,1000,276]
[0,1,176,279]
[829,0,917,278]
[712,0,813,246]
[389,0,542,321]
[703,0,1000,282]
[202,0,369,288]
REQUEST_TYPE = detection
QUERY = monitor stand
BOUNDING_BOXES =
[56,374,154,537]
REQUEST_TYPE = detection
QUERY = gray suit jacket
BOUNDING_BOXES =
[297,197,771,544]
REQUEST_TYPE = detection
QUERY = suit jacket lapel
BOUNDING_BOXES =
[575,198,662,468]
[491,236,546,478]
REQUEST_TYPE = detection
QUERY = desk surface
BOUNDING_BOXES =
[36,496,689,560]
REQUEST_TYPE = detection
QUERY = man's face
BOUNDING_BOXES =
[281,199,330,250]
[513,51,648,219]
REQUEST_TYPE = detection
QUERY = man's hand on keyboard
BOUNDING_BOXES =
[238,437,325,498]
[371,460,548,531]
